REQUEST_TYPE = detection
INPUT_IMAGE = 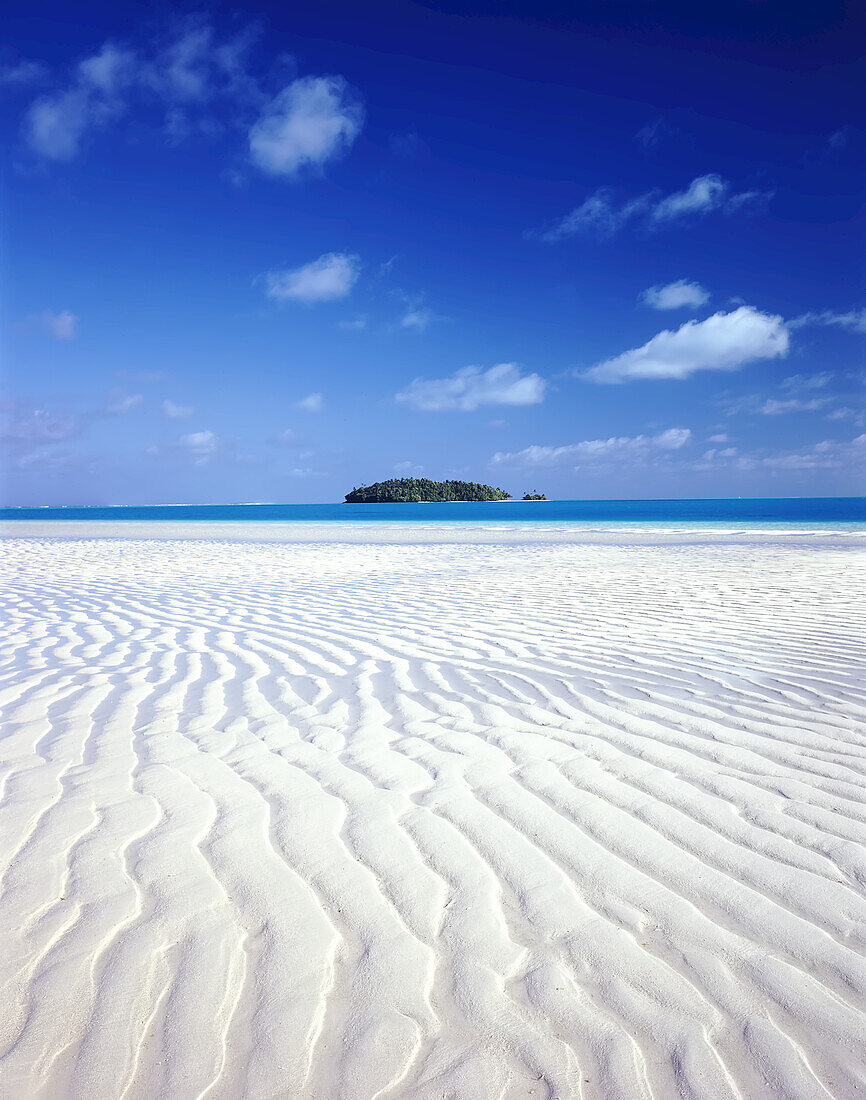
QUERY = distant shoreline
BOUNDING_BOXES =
[2,496,863,511]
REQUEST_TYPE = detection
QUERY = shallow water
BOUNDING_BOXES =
[2,496,865,527]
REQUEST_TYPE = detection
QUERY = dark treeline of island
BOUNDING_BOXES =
[345,478,512,503]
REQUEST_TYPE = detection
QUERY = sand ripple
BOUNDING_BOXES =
[1,534,864,1099]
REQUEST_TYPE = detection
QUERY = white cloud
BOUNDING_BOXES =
[295,392,324,412]
[760,438,863,469]
[762,453,838,470]
[640,279,710,311]
[265,252,360,304]
[789,307,866,334]
[106,391,143,414]
[0,406,79,444]
[650,175,729,224]
[25,90,104,160]
[289,466,326,478]
[78,43,137,94]
[826,407,865,426]
[492,427,692,467]
[584,306,788,384]
[142,20,264,136]
[178,429,220,464]
[394,460,423,472]
[708,432,730,443]
[781,371,833,391]
[248,75,363,177]
[693,435,866,474]
[400,305,435,331]
[13,447,86,471]
[162,399,194,418]
[396,362,546,412]
[538,189,651,240]
[720,371,841,419]
[144,24,217,103]
[0,59,49,86]
[38,309,79,339]
[19,20,355,173]
[23,40,138,160]
[724,190,772,215]
[759,397,831,416]
[537,174,773,241]
[702,446,738,461]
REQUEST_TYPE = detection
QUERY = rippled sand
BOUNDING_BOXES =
[1,529,864,1099]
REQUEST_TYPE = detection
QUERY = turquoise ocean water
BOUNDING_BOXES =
[2,498,864,526]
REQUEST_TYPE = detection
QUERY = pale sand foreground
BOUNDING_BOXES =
[1,529,864,1100]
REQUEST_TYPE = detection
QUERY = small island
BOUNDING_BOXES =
[345,478,512,503]
[522,492,547,500]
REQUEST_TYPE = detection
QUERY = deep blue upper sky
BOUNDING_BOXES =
[2,0,864,504]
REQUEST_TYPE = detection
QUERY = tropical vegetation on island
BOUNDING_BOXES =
[522,492,547,500]
[345,478,512,503]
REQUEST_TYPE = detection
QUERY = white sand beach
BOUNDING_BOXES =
[1,525,864,1099]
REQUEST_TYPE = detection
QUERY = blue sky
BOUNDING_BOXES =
[1,0,864,504]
